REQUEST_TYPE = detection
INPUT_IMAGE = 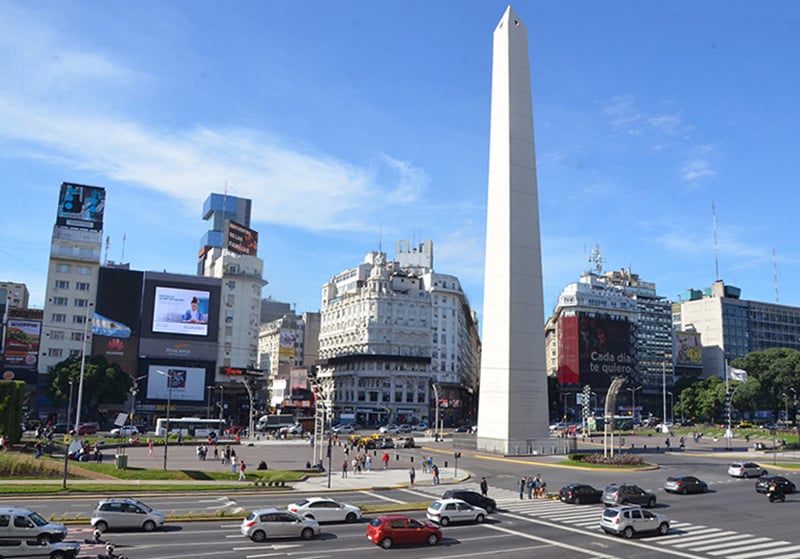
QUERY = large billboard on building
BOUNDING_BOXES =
[558,313,634,389]
[279,330,296,360]
[226,220,258,256]
[143,362,211,402]
[2,318,41,383]
[141,275,220,343]
[674,331,703,367]
[91,267,143,373]
[56,182,106,231]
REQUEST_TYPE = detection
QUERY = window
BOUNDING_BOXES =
[51,313,66,323]
[76,282,90,291]
[55,280,69,289]
[49,348,64,357]
[71,332,84,341]
[52,297,68,306]
[49,331,64,340]
[69,349,80,358]
[74,315,87,324]
[56,263,72,273]
[75,298,89,307]
[76,265,92,275]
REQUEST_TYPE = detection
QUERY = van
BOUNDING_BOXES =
[0,507,68,543]
[0,538,80,558]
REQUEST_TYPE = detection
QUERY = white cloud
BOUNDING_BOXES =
[681,159,715,182]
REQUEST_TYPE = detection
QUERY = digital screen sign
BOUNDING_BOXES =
[151,287,211,337]
[56,182,106,231]
[226,220,258,256]
[145,364,207,401]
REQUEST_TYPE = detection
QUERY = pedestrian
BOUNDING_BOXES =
[34,441,42,459]
[231,455,237,475]
[665,438,671,450]
[480,477,489,497]
[519,476,526,499]
[352,457,358,474]
[366,455,372,472]
[382,452,390,470]
[427,455,433,473]
[535,474,547,498]
[409,466,416,487]
[421,455,428,474]
[432,464,439,485]
[238,460,247,481]
[148,440,154,457]
[526,476,534,499]
[342,459,348,478]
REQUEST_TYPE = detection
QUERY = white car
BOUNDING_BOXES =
[332,425,355,434]
[109,425,140,438]
[241,508,320,542]
[379,424,399,434]
[601,505,669,539]
[426,498,487,526]
[287,497,362,523]
[728,462,768,478]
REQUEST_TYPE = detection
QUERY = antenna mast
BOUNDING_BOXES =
[121,233,126,263]
[104,235,110,265]
[773,248,780,303]
[589,244,605,274]
[712,201,719,281]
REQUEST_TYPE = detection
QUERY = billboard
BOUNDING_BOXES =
[559,313,634,389]
[226,220,258,256]
[144,364,208,402]
[279,330,297,360]
[674,331,703,367]
[56,182,106,231]
[3,318,41,370]
[152,286,211,337]
[91,268,143,372]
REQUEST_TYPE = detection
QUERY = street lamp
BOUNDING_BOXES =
[627,386,642,425]
[206,385,214,418]
[61,378,74,489]
[667,392,674,425]
[240,378,255,443]
[156,370,173,471]
[217,385,225,421]
[73,302,93,434]
[432,383,441,441]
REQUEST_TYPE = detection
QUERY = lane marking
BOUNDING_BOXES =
[359,490,406,504]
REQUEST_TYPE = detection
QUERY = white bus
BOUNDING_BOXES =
[155,417,225,438]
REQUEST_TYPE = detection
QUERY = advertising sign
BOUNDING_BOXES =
[3,318,41,370]
[279,330,296,360]
[56,182,106,231]
[145,364,207,402]
[675,331,703,367]
[152,287,210,337]
[226,220,259,256]
[92,268,143,372]
[578,314,634,388]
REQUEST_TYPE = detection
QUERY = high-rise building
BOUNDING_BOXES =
[316,241,479,428]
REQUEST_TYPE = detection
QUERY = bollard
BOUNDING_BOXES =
[396,454,399,461]
[410,456,414,463]
[444,461,448,468]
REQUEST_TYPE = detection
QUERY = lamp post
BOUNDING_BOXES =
[73,302,93,434]
[627,386,642,425]
[667,392,674,425]
[206,386,214,418]
[217,385,225,421]
[240,378,255,443]
[662,362,669,435]
[156,370,173,471]
[61,378,74,489]
[432,383,441,441]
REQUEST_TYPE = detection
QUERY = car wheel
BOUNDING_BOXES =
[49,552,66,559]
[647,498,656,508]
[574,497,581,505]
[251,530,266,542]
[427,533,439,545]
[702,485,708,493]
[681,487,688,495]
[36,534,52,545]
[658,522,669,535]
[486,504,496,513]
[94,521,109,533]
[345,512,358,523]
[301,527,315,540]
[143,520,156,532]
[475,513,485,523]
[623,526,635,539]
[440,516,450,526]
[380,537,393,549]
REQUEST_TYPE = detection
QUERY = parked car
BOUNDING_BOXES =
[77,422,100,435]
[728,462,768,478]
[90,498,165,532]
[0,538,80,558]
[396,436,416,448]
[602,484,657,508]
[411,423,429,432]
[664,475,708,494]
[755,476,796,494]
[240,509,320,542]
[109,425,139,438]
[287,497,362,523]
[51,424,70,435]
[379,424,399,434]
[426,498,487,526]
[441,490,496,513]
[398,425,413,433]
[366,515,441,549]
[332,425,355,434]
[760,423,779,430]
[0,507,68,543]
[558,484,603,504]
[601,505,670,539]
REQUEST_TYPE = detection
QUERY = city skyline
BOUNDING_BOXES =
[2,2,799,326]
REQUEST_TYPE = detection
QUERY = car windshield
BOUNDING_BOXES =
[429,502,442,510]
[296,499,310,506]
[28,512,48,527]
[369,518,383,527]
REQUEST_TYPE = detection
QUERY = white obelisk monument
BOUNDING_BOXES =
[476,5,550,454]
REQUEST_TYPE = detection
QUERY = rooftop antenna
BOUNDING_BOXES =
[104,235,110,265]
[773,248,780,303]
[378,224,383,254]
[712,200,719,281]
[588,244,605,275]
[121,233,126,263]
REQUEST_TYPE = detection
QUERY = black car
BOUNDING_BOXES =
[602,484,657,508]
[664,475,708,494]
[442,490,496,513]
[755,475,796,494]
[559,484,603,504]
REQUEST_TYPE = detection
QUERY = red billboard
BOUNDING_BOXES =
[558,313,634,389]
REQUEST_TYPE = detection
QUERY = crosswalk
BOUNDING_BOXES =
[485,492,800,559]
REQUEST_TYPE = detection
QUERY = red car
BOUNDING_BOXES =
[366,515,441,549]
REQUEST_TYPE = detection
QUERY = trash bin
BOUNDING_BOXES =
[114,454,128,469]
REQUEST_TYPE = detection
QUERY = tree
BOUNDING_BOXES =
[735,348,800,424]
[46,355,132,422]
[0,381,25,443]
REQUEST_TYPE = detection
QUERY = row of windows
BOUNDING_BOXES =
[50,314,89,324]
[51,297,90,307]
[55,263,93,275]
[55,280,90,290]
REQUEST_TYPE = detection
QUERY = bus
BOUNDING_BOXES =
[155,417,225,438]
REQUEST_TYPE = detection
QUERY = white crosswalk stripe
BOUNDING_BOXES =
[496,496,800,559]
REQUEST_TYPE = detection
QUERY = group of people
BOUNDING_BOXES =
[409,461,440,486]
[519,473,547,499]
[341,453,373,477]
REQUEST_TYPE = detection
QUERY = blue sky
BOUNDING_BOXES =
[2,1,799,325]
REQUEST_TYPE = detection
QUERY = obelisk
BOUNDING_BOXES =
[476,5,549,454]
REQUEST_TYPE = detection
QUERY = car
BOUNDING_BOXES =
[654,423,673,433]
[396,436,416,448]
[601,505,670,539]
[441,489,496,513]
[755,476,796,494]
[332,425,355,434]
[0,507,68,543]
[379,424,399,434]
[90,498,165,532]
[664,475,708,494]
[760,423,779,430]
[549,422,566,432]
[366,515,441,549]
[109,425,139,438]
[241,508,320,542]
[287,497,362,523]
[602,484,657,508]
[398,424,413,433]
[558,484,603,504]
[411,423,429,432]
[0,538,81,559]
[378,437,395,449]
[426,498,487,526]
[728,462,768,478]
[77,422,100,435]
[51,424,70,435]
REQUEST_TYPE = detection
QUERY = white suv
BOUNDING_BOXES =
[601,505,669,539]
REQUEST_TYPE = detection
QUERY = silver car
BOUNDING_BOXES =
[91,498,165,532]
[0,538,80,559]
[240,509,320,542]
[0,507,67,543]
[601,505,670,539]
[728,462,768,478]
[426,498,487,526]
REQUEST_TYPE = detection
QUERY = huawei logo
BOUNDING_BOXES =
[107,338,125,351]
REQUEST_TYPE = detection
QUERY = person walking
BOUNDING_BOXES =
[148,440,154,457]
[382,452,390,470]
[519,476,526,499]
[238,460,247,481]
[432,464,440,485]
[409,466,416,487]
[480,477,489,497]
[342,459,349,478]
[526,476,534,499]
[421,455,428,474]
[365,455,372,472]
[535,473,547,498]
